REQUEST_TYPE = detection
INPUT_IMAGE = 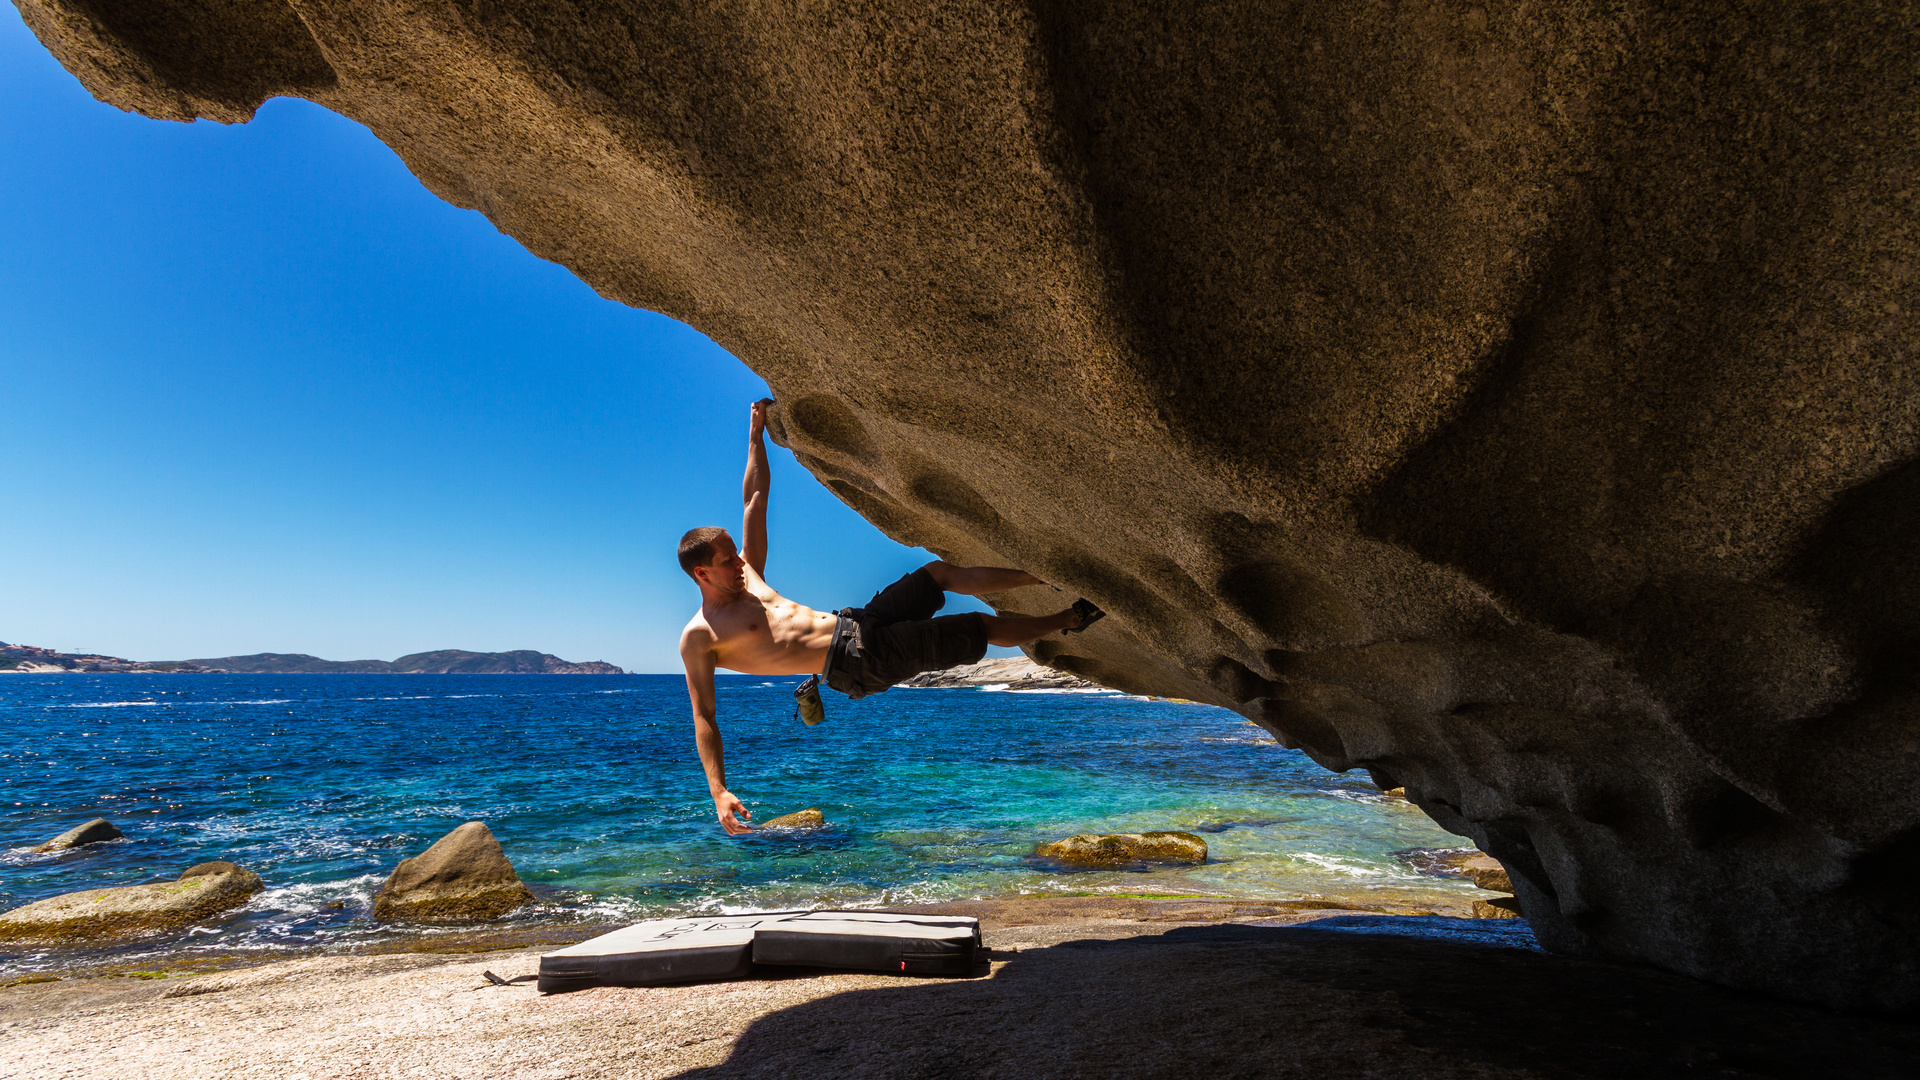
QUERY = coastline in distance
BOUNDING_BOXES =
[0,642,623,675]
[181,649,626,674]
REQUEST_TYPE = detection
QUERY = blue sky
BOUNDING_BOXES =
[0,9,993,673]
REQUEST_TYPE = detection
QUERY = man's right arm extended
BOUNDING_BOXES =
[682,630,752,834]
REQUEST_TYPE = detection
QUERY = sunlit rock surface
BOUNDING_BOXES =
[17,0,1916,1007]
[372,821,532,921]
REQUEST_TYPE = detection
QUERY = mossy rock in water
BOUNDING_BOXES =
[29,817,125,853]
[1034,831,1207,867]
[372,822,532,922]
[760,808,826,830]
[0,860,263,942]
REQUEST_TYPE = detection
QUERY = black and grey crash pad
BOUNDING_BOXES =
[537,910,983,993]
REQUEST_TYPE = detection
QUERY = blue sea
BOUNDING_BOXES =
[0,674,1478,973]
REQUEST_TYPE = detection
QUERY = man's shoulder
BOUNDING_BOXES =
[679,611,717,650]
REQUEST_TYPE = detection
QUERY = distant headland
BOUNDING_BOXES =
[0,642,624,675]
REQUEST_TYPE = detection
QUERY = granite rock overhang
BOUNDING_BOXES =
[17,0,1917,1008]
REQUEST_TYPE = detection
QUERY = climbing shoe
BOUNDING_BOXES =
[794,675,826,726]
[1062,598,1105,634]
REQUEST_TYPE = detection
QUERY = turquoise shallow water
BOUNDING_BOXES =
[0,673,1477,971]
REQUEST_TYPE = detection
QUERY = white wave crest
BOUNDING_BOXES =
[248,874,385,916]
[1288,851,1394,878]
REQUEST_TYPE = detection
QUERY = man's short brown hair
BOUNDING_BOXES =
[678,526,728,578]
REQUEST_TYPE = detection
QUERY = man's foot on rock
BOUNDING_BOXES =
[1062,599,1105,634]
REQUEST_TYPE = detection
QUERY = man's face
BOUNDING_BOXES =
[698,534,747,594]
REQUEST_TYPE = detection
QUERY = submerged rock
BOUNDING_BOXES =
[29,818,124,853]
[0,860,263,942]
[1035,832,1208,867]
[372,822,532,921]
[759,808,827,830]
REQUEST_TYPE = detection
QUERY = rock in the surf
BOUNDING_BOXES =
[1460,855,1513,893]
[372,822,532,921]
[0,860,263,942]
[1034,832,1207,867]
[1409,848,1512,891]
[1472,896,1524,920]
[29,817,125,853]
[760,808,827,830]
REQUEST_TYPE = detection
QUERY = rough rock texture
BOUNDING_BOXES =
[1034,831,1209,867]
[0,861,263,941]
[758,808,827,830]
[372,822,532,921]
[28,817,125,853]
[899,656,1100,690]
[16,0,1918,1007]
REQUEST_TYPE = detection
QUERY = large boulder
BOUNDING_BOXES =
[1035,832,1208,867]
[28,817,124,853]
[18,0,1919,1008]
[372,822,532,921]
[0,861,262,942]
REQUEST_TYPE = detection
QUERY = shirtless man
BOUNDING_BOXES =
[679,399,1103,834]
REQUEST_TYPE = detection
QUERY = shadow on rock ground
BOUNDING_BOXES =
[676,918,1919,1079]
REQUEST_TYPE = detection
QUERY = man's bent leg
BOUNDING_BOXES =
[981,609,1081,647]
[924,561,1043,597]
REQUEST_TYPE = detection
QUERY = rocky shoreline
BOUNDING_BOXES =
[897,657,1102,691]
[3,812,1522,988]
[4,806,1534,978]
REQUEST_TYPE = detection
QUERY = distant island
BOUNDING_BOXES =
[0,642,623,675]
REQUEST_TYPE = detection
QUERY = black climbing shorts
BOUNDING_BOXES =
[823,567,989,699]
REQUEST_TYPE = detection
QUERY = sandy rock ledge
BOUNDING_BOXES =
[3,905,1915,1078]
